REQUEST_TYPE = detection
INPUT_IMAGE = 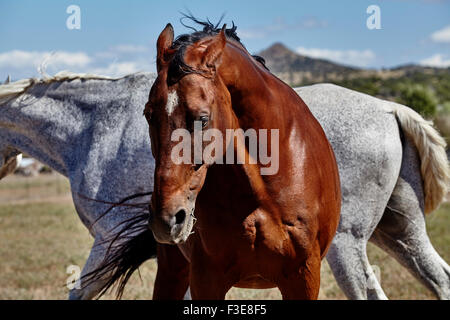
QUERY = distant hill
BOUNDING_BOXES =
[257,42,450,88]
[257,43,360,85]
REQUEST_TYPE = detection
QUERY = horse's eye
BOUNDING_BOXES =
[199,115,209,129]
[189,115,209,131]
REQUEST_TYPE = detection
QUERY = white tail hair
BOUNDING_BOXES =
[390,103,449,213]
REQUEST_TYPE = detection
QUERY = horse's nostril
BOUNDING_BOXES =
[175,209,186,225]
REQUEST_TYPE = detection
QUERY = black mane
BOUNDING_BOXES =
[168,14,268,84]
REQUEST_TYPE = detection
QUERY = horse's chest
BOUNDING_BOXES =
[196,207,296,260]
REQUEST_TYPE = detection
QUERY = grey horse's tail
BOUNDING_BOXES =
[77,192,155,299]
[390,103,449,213]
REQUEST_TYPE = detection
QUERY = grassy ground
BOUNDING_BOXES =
[0,174,448,299]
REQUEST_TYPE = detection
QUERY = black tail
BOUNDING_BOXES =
[76,192,156,299]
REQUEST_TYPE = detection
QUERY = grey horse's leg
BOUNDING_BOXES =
[68,237,109,300]
[327,231,388,299]
[371,138,450,299]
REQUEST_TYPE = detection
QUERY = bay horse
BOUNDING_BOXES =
[144,22,341,299]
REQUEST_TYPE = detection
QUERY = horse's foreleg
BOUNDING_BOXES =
[189,247,234,300]
[152,244,190,300]
[276,254,321,300]
[68,237,110,300]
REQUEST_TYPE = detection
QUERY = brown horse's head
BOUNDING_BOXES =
[145,23,235,244]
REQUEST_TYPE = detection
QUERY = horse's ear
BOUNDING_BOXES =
[202,24,227,70]
[156,23,174,71]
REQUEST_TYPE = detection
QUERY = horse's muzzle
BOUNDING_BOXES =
[149,206,195,244]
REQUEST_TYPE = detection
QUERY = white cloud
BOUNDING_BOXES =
[112,44,148,53]
[95,44,149,59]
[90,61,142,77]
[420,54,450,67]
[0,50,91,69]
[0,46,156,79]
[430,25,450,43]
[296,47,376,67]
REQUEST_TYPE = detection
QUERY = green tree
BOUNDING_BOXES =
[396,85,437,118]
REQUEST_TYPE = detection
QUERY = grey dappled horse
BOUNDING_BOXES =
[0,72,448,299]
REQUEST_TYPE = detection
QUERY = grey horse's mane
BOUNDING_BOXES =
[0,71,119,104]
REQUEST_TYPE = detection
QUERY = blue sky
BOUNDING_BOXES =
[0,0,449,79]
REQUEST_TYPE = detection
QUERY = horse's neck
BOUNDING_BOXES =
[215,44,311,213]
[210,45,270,207]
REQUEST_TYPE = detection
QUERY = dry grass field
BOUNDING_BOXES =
[0,173,448,300]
